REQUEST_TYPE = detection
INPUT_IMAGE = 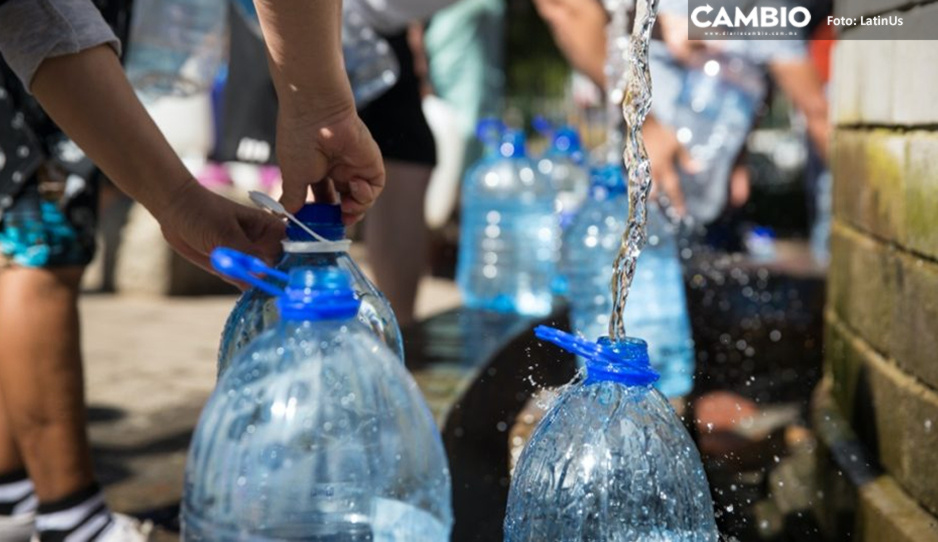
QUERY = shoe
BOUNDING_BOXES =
[29,513,152,542]
[0,511,34,542]
[95,514,153,542]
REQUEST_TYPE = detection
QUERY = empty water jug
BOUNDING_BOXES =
[125,0,227,98]
[457,129,559,316]
[505,327,718,541]
[537,126,589,228]
[217,203,403,376]
[562,165,695,397]
[670,51,766,224]
[184,251,452,541]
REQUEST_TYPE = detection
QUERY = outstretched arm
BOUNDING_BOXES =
[30,45,285,270]
[253,0,386,222]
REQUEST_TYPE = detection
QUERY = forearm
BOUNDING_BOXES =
[30,45,194,216]
[534,0,608,87]
[770,59,830,162]
[253,0,354,116]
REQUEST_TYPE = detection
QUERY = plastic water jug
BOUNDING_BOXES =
[504,327,718,541]
[217,203,403,376]
[457,129,559,316]
[184,250,452,541]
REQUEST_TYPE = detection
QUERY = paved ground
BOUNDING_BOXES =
[81,273,461,539]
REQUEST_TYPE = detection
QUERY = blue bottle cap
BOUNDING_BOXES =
[499,130,527,159]
[286,203,346,241]
[589,164,627,197]
[534,326,659,387]
[476,118,506,142]
[278,268,361,322]
[552,127,582,155]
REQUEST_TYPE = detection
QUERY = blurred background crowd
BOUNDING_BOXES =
[10,0,932,540]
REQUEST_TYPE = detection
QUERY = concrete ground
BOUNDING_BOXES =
[81,271,461,539]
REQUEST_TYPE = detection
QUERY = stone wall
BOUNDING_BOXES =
[816,2,938,538]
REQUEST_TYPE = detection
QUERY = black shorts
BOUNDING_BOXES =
[358,33,437,167]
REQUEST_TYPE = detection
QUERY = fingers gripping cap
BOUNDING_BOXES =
[278,267,361,321]
[287,204,346,241]
[534,326,659,387]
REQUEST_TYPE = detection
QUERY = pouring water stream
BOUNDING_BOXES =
[608,0,661,341]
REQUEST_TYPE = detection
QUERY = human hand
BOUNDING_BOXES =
[275,102,385,225]
[657,13,708,64]
[644,116,696,216]
[154,182,285,274]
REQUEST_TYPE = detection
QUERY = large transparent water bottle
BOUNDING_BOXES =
[505,327,718,541]
[537,126,589,229]
[457,129,559,316]
[124,0,227,99]
[671,51,767,224]
[342,8,400,107]
[184,251,452,541]
[217,203,403,376]
[128,0,399,107]
[562,165,694,398]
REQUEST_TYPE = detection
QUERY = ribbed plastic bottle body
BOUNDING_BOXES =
[562,196,694,397]
[504,380,717,541]
[185,320,452,541]
[217,251,404,376]
[457,158,559,316]
[124,0,227,98]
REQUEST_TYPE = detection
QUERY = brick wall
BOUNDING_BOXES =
[819,2,938,538]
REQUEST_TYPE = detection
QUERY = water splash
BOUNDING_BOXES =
[608,0,661,340]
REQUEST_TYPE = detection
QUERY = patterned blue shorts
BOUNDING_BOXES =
[0,173,97,269]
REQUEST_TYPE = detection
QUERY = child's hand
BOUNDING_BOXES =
[275,102,385,225]
[155,182,285,273]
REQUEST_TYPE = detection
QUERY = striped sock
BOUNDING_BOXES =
[0,469,37,517]
[35,484,113,542]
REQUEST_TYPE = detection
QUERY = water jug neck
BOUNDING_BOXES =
[534,326,658,387]
[587,337,654,385]
[210,248,360,322]
[278,268,361,322]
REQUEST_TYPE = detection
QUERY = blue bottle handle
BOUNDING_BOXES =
[210,247,289,297]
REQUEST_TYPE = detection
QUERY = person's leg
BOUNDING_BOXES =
[364,160,432,326]
[0,386,26,478]
[0,381,37,542]
[0,266,94,501]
